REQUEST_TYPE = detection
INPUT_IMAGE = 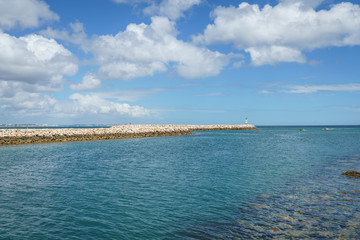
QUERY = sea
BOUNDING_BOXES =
[0,126,359,239]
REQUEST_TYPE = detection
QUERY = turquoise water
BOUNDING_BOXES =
[0,126,359,239]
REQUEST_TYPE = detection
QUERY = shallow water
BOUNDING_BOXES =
[0,126,359,239]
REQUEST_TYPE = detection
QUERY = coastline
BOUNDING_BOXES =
[0,124,258,146]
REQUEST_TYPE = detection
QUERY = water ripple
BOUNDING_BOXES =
[0,127,359,239]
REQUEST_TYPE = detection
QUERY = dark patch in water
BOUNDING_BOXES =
[231,155,360,239]
[186,155,360,239]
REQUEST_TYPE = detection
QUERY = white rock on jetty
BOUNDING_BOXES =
[0,124,258,145]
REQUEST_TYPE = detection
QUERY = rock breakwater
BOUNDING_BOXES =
[0,124,258,146]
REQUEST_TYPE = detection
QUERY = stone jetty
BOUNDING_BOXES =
[0,124,258,146]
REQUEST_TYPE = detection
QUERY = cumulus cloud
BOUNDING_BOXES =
[279,0,325,9]
[42,14,229,81]
[41,21,88,46]
[0,81,57,115]
[194,1,360,65]
[0,80,151,118]
[0,32,78,89]
[0,7,82,120]
[70,73,101,91]
[69,93,150,117]
[144,0,201,20]
[0,0,58,30]
[90,16,228,80]
[245,46,306,66]
[112,0,201,20]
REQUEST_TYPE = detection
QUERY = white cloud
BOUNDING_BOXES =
[279,0,325,9]
[0,81,151,118]
[0,81,57,114]
[282,83,360,94]
[69,93,150,117]
[99,61,167,80]
[194,1,360,65]
[0,0,58,30]
[144,0,201,20]
[41,21,88,45]
[112,0,201,20]
[90,16,228,80]
[70,73,101,91]
[245,46,306,66]
[0,32,78,88]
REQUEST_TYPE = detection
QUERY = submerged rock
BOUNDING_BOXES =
[278,215,297,223]
[342,171,360,179]
[269,227,281,233]
[317,231,334,238]
[253,204,271,209]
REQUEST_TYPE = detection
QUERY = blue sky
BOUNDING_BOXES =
[0,0,359,125]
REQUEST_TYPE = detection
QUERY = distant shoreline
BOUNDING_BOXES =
[0,124,258,146]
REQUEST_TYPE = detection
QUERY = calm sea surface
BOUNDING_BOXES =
[0,126,359,239]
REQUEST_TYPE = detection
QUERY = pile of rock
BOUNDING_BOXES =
[0,124,258,146]
[342,170,360,179]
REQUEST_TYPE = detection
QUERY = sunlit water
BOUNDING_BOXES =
[1,126,359,239]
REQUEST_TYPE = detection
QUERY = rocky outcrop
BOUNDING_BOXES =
[342,170,360,179]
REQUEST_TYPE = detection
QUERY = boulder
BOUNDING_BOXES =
[342,170,360,179]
